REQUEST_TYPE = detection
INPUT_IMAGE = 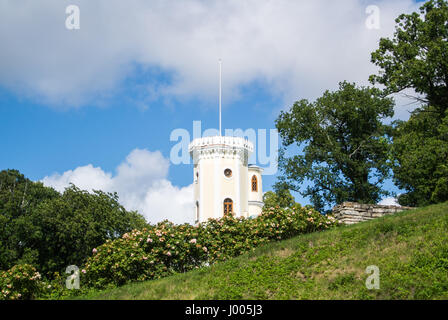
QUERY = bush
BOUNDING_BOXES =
[82,204,339,289]
[254,204,336,240]
[198,215,266,263]
[83,222,208,288]
[0,264,43,300]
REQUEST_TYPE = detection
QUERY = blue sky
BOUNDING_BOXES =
[0,77,279,189]
[0,0,424,223]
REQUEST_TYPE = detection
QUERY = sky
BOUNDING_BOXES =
[0,0,425,223]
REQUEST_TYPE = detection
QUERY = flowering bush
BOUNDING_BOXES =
[254,204,338,240]
[83,222,208,288]
[0,264,43,300]
[198,215,269,263]
[82,204,339,289]
[200,204,338,262]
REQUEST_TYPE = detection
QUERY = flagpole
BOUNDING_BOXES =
[219,59,222,136]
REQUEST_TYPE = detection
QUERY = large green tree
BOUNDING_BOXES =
[276,81,394,212]
[0,169,148,276]
[390,108,448,206]
[370,0,448,116]
[370,0,448,206]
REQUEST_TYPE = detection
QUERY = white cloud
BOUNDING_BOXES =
[42,148,194,225]
[42,164,113,193]
[0,0,421,117]
[378,197,401,206]
[142,181,194,225]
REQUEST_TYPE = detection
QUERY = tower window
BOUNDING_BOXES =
[251,175,258,192]
[224,168,232,178]
[223,198,233,215]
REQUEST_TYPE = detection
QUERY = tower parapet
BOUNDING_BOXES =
[189,136,253,166]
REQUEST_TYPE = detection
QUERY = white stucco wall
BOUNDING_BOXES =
[248,166,263,218]
[189,136,263,223]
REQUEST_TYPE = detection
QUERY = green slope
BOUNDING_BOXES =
[77,202,448,300]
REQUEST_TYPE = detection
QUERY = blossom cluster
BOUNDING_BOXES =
[0,264,43,300]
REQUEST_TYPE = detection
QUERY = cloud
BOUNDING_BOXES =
[0,0,421,117]
[42,148,194,225]
[41,164,113,193]
[378,197,401,206]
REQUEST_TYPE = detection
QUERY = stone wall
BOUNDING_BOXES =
[332,202,414,225]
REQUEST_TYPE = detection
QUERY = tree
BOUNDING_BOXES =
[263,182,296,209]
[0,170,148,276]
[370,0,448,206]
[275,81,394,212]
[0,170,60,271]
[390,107,448,206]
[370,0,448,116]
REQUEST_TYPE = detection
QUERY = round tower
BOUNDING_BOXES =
[189,135,261,224]
[248,164,264,217]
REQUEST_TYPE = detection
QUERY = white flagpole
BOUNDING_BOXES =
[219,59,222,136]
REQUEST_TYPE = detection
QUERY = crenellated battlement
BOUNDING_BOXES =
[188,136,254,153]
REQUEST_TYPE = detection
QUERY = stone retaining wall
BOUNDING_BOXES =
[332,202,414,225]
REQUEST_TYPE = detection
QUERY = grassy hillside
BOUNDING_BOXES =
[77,202,448,300]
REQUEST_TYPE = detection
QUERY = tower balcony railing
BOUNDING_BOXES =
[188,135,254,153]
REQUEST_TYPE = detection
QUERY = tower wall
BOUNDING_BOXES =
[248,166,264,218]
[189,136,253,223]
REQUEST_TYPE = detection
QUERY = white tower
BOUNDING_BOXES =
[189,136,263,224]
[188,60,263,224]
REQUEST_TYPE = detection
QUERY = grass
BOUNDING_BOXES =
[75,202,448,300]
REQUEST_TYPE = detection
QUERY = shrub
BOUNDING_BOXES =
[83,222,208,288]
[198,215,266,263]
[255,204,336,240]
[82,204,339,289]
[0,264,43,300]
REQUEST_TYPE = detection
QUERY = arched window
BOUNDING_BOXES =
[223,198,233,215]
[251,175,258,192]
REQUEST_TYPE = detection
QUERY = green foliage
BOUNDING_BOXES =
[275,81,394,212]
[370,0,448,116]
[198,215,265,264]
[77,201,448,300]
[0,170,59,270]
[328,273,356,290]
[0,169,148,276]
[392,108,448,206]
[83,222,207,288]
[82,204,339,289]
[369,0,448,206]
[0,264,44,300]
[263,182,296,209]
[29,185,148,276]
